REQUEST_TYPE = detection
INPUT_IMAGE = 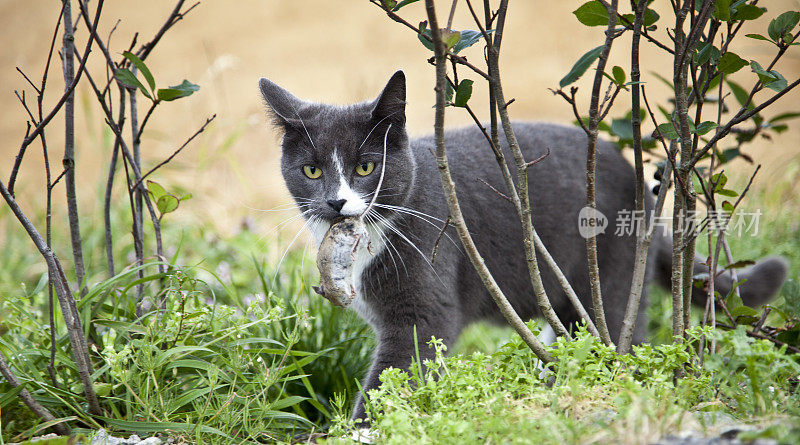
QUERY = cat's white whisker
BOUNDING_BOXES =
[365,212,403,281]
[271,214,317,285]
[371,211,445,286]
[376,203,447,224]
[292,108,319,152]
[356,110,401,153]
[244,202,311,214]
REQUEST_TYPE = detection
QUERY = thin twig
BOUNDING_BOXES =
[489,0,577,339]
[430,215,452,263]
[581,0,619,346]
[370,0,491,80]
[0,353,69,435]
[105,84,126,278]
[618,0,649,354]
[62,0,88,297]
[446,0,458,31]
[716,322,800,354]
[8,0,104,196]
[426,0,553,362]
[130,115,216,192]
[523,147,550,169]
[476,177,513,203]
[0,178,102,416]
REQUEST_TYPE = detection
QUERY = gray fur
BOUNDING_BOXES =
[259,71,789,420]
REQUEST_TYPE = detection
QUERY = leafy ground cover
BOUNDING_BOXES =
[2,173,800,444]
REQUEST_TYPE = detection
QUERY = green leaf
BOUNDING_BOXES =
[777,326,800,345]
[716,189,739,197]
[441,29,461,50]
[559,45,604,88]
[445,81,454,104]
[731,305,759,324]
[167,387,213,412]
[573,1,608,27]
[712,0,731,21]
[0,382,26,408]
[712,172,728,191]
[770,112,800,123]
[656,122,679,140]
[612,65,625,85]
[610,118,634,140]
[381,0,397,10]
[157,79,200,102]
[418,22,433,51]
[764,69,788,92]
[270,395,308,411]
[454,79,473,107]
[771,123,789,133]
[727,288,743,311]
[391,0,419,11]
[780,279,800,315]
[768,11,800,42]
[750,60,776,82]
[726,79,752,109]
[154,345,214,368]
[731,5,764,21]
[731,306,758,318]
[724,260,755,270]
[452,29,488,53]
[745,33,772,42]
[643,9,660,27]
[750,61,787,91]
[650,72,675,91]
[706,72,722,91]
[147,180,167,200]
[693,121,718,135]
[721,200,735,213]
[695,42,720,66]
[717,52,748,74]
[114,68,152,100]
[122,51,155,92]
[157,194,180,214]
[621,9,660,27]
[719,148,739,163]
[100,418,232,436]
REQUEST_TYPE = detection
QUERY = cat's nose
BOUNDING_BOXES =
[327,199,347,213]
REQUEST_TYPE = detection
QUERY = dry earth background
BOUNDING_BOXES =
[1,0,799,247]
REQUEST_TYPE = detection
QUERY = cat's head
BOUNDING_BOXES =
[259,71,415,224]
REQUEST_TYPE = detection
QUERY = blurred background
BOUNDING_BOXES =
[1,0,799,239]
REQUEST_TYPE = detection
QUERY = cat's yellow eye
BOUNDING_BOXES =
[355,161,375,176]
[303,165,322,179]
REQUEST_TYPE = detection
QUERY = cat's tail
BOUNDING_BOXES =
[653,234,789,308]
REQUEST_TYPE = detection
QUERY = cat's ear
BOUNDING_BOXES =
[371,70,406,126]
[259,78,304,130]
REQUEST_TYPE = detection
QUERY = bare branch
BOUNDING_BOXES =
[0,353,69,435]
[425,0,553,362]
[580,0,620,346]
[0,177,102,416]
[130,114,216,192]
[62,0,88,297]
[430,215,452,263]
[523,147,550,169]
[618,0,649,354]
[476,177,513,203]
[8,0,104,196]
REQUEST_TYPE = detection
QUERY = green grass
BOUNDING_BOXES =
[0,203,373,443]
[1,172,800,444]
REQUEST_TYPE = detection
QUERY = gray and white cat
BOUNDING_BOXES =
[259,70,788,419]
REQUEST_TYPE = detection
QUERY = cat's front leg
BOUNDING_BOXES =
[351,310,459,422]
